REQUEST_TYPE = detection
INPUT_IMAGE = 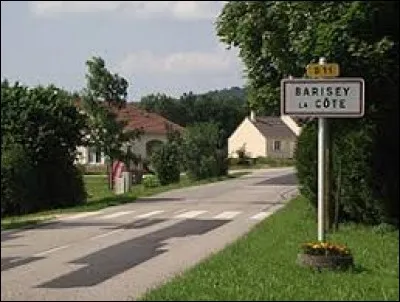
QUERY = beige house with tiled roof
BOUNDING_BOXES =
[76,102,183,165]
[228,112,302,159]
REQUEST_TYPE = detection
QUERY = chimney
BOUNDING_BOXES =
[250,110,256,122]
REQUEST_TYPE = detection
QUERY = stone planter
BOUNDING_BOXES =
[297,253,354,270]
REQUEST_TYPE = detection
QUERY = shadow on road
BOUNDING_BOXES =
[37,219,230,288]
[255,173,298,186]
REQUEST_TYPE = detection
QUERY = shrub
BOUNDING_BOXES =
[1,143,38,215]
[183,122,228,180]
[151,128,182,185]
[256,157,295,167]
[236,145,251,165]
[142,174,161,188]
[1,81,87,216]
[295,117,396,226]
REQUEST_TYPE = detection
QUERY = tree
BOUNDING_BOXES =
[80,56,141,190]
[183,122,228,180]
[216,1,398,114]
[85,56,128,108]
[217,1,399,226]
[139,87,248,143]
[1,80,87,215]
[140,93,187,126]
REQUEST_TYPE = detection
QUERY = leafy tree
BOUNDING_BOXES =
[183,122,228,180]
[217,1,399,226]
[139,87,248,143]
[80,56,142,189]
[85,56,128,108]
[140,93,187,126]
[1,81,87,215]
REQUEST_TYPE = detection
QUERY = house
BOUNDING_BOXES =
[76,102,183,166]
[228,111,302,159]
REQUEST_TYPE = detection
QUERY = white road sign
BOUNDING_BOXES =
[281,78,364,118]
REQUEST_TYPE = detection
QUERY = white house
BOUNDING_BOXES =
[76,103,183,166]
[228,111,302,159]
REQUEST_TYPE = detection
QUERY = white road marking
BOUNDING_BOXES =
[175,210,207,219]
[8,258,20,263]
[213,211,241,220]
[173,209,187,214]
[90,229,123,240]
[101,211,134,220]
[62,211,103,220]
[136,210,164,219]
[250,211,273,220]
[34,245,70,257]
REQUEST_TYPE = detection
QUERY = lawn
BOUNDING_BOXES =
[1,172,248,230]
[140,196,399,301]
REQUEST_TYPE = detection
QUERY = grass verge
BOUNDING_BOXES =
[1,171,248,230]
[140,196,399,301]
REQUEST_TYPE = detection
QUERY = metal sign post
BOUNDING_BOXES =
[317,57,328,242]
[280,58,365,243]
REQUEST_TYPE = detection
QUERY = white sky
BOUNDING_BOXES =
[1,1,245,100]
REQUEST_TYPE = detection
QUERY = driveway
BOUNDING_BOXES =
[1,167,298,301]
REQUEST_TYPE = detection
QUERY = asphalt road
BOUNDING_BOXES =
[1,167,298,301]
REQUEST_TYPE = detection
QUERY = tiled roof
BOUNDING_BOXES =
[115,103,184,135]
[252,116,297,138]
[75,99,184,135]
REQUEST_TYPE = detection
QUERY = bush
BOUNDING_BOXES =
[1,143,87,217]
[236,145,251,165]
[1,143,38,215]
[256,157,295,167]
[295,117,396,226]
[1,81,87,216]
[183,122,228,180]
[142,174,161,188]
[151,129,182,185]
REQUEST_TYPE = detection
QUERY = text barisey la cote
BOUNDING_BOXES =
[295,86,351,109]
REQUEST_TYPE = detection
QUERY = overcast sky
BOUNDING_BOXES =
[1,1,245,101]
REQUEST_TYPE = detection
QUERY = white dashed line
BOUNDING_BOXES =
[100,211,134,220]
[90,229,123,240]
[175,210,207,219]
[136,210,164,219]
[34,245,70,257]
[62,211,103,220]
[213,211,241,220]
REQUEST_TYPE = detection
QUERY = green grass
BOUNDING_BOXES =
[1,172,248,230]
[140,196,399,301]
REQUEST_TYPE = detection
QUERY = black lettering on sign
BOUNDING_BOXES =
[340,99,346,108]
[343,87,350,96]
[295,87,302,96]
[335,87,341,96]
[311,87,318,96]
[327,87,333,96]
[315,99,321,108]
[298,101,308,108]
[323,98,330,108]
[303,88,310,96]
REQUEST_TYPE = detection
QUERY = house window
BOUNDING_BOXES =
[273,140,281,151]
[88,147,102,164]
